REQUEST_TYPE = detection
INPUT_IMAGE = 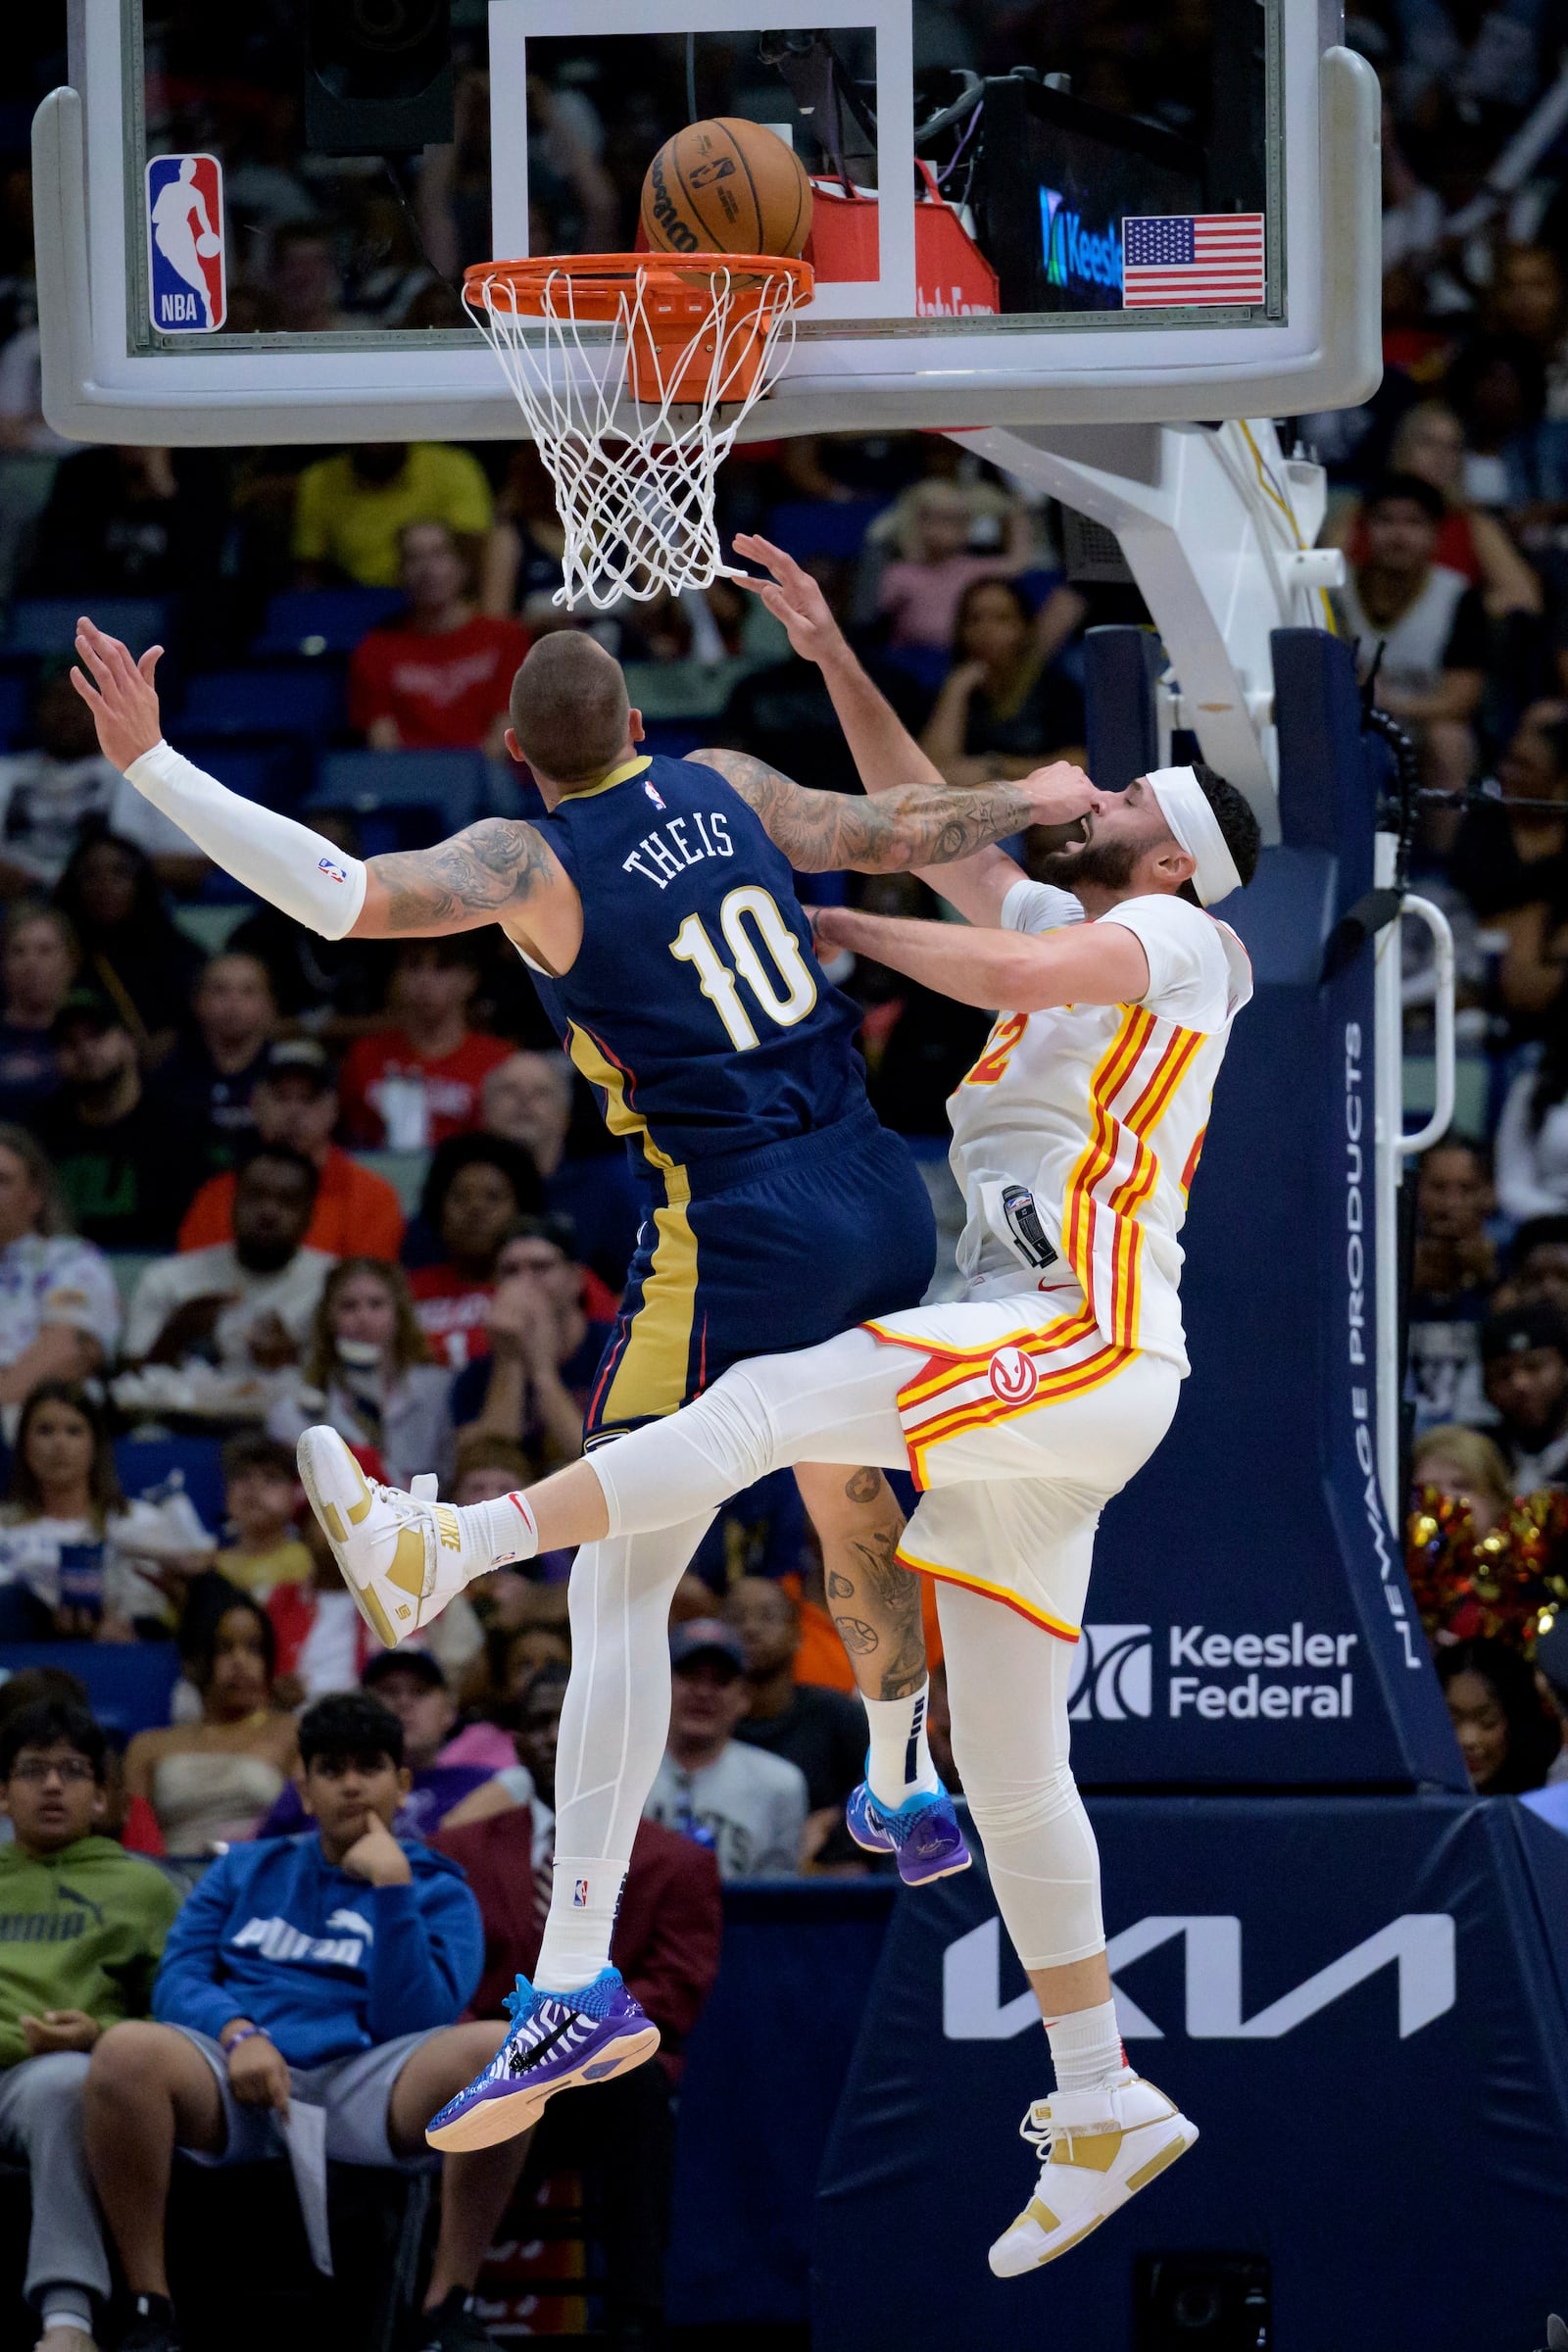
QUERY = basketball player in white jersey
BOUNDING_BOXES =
[298,543,1261,2273]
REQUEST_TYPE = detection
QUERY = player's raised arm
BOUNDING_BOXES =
[728,532,1048,921]
[689,741,1098,878]
[811,902,1152,1016]
[71,617,577,960]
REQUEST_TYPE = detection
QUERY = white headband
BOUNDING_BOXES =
[1146,765,1243,907]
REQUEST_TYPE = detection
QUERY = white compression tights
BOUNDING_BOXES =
[933,1579,1104,1969]
[586,1327,1105,1973]
[534,1515,713,1990]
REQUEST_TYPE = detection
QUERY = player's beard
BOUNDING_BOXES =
[1034,834,1140,892]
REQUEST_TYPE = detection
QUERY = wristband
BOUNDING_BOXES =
[221,2024,268,2057]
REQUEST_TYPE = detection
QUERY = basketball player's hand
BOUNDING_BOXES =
[71,619,166,772]
[731,533,847,665]
[1018,760,1104,833]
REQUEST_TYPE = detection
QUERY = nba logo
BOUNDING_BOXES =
[146,155,226,333]
[573,1878,589,1907]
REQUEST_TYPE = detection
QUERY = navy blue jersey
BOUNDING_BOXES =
[527,752,866,1175]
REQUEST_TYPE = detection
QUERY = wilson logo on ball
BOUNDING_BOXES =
[988,1347,1039,1404]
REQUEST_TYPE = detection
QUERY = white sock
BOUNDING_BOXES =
[1044,1997,1127,2097]
[863,1680,941,1808]
[534,1854,629,1992]
[471,1490,540,1569]
[40,2288,95,2334]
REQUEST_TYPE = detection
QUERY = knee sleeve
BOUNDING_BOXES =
[936,1581,1106,1971]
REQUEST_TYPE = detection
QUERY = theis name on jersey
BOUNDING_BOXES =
[621,810,736,892]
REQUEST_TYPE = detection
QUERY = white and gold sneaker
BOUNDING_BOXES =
[296,1425,518,1649]
[988,2073,1198,2278]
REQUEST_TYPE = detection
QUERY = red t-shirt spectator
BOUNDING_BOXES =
[407,1263,498,1368]
[339,1026,514,1149]
[348,612,530,749]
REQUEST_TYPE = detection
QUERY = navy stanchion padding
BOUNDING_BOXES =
[1084,624,1162,792]
[1066,628,1460,1788]
[115,1433,225,1531]
[813,1796,1568,2352]
[0,1640,181,1737]
[665,1879,895,2328]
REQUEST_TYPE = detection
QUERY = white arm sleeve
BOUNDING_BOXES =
[123,741,368,940]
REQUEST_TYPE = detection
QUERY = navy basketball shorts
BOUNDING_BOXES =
[582,1105,938,1446]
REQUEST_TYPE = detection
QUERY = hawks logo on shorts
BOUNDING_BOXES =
[988,1346,1039,1403]
[868,1302,1134,1490]
[146,155,226,333]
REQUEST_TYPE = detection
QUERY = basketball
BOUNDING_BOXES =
[196,231,220,257]
[641,118,812,260]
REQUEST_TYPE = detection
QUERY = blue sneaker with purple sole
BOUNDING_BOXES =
[846,1778,972,1885]
[424,1967,660,2151]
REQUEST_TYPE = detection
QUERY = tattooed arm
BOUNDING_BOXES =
[68,619,583,964]
[690,744,1102,876]
[355,819,582,968]
[725,533,1095,921]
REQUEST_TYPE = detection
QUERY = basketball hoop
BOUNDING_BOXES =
[463,253,813,612]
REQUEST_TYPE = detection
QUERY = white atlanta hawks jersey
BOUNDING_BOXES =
[946,879,1253,1376]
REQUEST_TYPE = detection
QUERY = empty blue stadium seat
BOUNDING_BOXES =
[307,748,487,831]
[178,666,344,742]
[252,587,406,659]
[0,672,30,749]
[879,642,953,696]
[0,1641,183,1739]
[759,499,888,564]
[5,597,174,660]
[114,1434,226,1533]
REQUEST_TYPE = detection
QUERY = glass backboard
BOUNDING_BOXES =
[33,0,1380,443]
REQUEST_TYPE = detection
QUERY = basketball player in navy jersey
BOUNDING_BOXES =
[72,611,1102,2119]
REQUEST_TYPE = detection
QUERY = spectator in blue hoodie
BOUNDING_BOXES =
[82,1691,524,2352]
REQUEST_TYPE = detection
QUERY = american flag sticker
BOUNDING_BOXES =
[1120,214,1266,309]
[146,155,227,332]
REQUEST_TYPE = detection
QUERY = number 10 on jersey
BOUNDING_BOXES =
[670,886,818,1051]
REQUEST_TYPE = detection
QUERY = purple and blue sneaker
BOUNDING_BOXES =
[846,1779,972,1885]
[424,1967,661,2152]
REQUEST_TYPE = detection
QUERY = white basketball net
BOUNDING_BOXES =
[466,261,808,612]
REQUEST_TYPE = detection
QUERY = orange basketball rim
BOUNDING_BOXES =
[460,251,814,611]
[463,251,812,408]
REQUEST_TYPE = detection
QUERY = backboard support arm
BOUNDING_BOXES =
[955,418,1346,833]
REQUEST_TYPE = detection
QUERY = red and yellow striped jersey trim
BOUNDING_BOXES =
[866,1304,1136,1488]
[896,1542,1082,1642]
[1060,1007,1204,1354]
